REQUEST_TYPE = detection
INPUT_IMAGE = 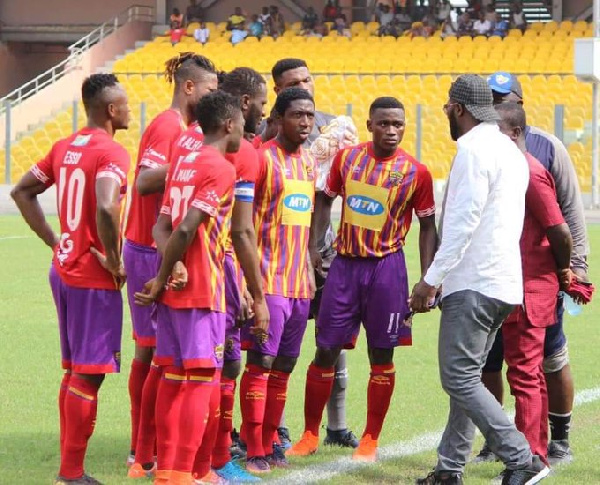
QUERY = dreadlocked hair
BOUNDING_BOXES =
[218,67,266,98]
[164,52,216,84]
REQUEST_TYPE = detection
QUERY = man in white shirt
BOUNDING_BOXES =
[411,75,549,485]
[473,11,492,36]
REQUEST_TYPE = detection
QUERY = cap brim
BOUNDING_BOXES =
[465,104,501,122]
[489,85,511,94]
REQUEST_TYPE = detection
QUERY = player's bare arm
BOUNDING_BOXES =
[136,206,206,305]
[152,212,187,291]
[547,222,573,291]
[417,214,437,277]
[10,172,59,249]
[94,176,126,287]
[309,192,334,272]
[231,199,270,338]
[136,165,169,195]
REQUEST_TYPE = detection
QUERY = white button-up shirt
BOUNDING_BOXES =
[424,122,529,305]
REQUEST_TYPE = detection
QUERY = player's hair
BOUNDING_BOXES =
[369,97,405,116]
[273,87,314,116]
[164,52,216,85]
[495,102,527,131]
[196,91,242,134]
[271,58,308,84]
[81,73,120,110]
[218,67,266,98]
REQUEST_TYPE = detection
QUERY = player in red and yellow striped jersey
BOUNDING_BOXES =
[124,53,218,478]
[288,97,437,462]
[239,87,317,474]
[134,91,244,484]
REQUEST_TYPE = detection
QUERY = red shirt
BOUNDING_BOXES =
[251,135,263,150]
[160,145,236,311]
[170,28,185,43]
[31,128,130,290]
[224,138,260,254]
[520,153,566,327]
[125,109,185,247]
[325,142,435,258]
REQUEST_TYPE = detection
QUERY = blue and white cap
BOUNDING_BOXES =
[487,72,523,98]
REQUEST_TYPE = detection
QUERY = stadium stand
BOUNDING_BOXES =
[1,20,595,192]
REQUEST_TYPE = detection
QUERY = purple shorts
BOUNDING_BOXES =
[241,295,310,358]
[123,240,158,347]
[49,266,123,374]
[316,251,411,350]
[224,254,242,362]
[155,302,226,369]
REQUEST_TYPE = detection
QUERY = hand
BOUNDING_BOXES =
[557,268,573,292]
[134,277,165,306]
[90,247,126,289]
[308,264,317,300]
[309,246,323,274]
[250,297,270,344]
[571,266,589,283]
[168,261,188,291]
[409,278,437,313]
[237,289,255,326]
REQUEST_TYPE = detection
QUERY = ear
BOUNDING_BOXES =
[184,79,195,95]
[455,104,465,118]
[224,118,234,134]
[274,85,280,95]
[107,102,116,119]
[366,118,373,133]
[241,94,251,112]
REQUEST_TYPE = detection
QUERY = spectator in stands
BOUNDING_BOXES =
[249,14,264,38]
[323,0,341,22]
[473,11,492,36]
[485,4,496,22]
[186,0,203,23]
[510,2,527,32]
[228,7,246,31]
[170,8,184,27]
[194,21,210,44]
[491,13,509,37]
[259,6,271,36]
[303,6,319,31]
[303,22,329,38]
[169,20,185,45]
[407,21,429,38]
[374,4,395,27]
[436,0,452,25]
[269,5,285,38]
[334,13,351,37]
[441,12,458,38]
[457,11,473,36]
[466,0,482,19]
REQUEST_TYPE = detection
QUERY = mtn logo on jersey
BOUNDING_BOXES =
[283,194,312,212]
[71,134,92,147]
[347,195,385,216]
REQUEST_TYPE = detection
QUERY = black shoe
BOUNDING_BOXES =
[266,442,290,468]
[323,427,360,448]
[547,439,573,466]
[415,470,463,484]
[230,428,247,460]
[472,442,498,463]
[500,455,550,485]
[277,426,292,450]
[54,474,103,485]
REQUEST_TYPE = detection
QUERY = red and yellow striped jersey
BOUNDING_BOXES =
[254,139,316,298]
[325,142,435,258]
[159,145,236,311]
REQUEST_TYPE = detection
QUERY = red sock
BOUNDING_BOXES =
[59,375,99,479]
[135,363,161,465]
[240,364,269,458]
[262,370,290,455]
[128,359,151,453]
[58,372,71,456]
[363,364,395,440]
[193,371,222,478]
[212,377,236,470]
[155,366,186,473]
[173,368,216,473]
[304,363,335,436]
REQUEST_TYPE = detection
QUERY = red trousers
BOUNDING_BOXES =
[502,306,548,461]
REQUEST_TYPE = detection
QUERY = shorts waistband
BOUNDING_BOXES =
[125,239,157,254]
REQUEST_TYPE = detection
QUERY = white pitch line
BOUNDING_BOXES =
[268,386,600,484]
[0,235,33,241]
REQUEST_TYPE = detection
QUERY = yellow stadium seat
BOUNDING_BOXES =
[186,22,200,35]
[507,29,522,37]
[530,22,545,32]
[366,22,379,34]
[544,21,559,32]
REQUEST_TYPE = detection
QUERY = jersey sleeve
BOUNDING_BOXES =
[191,162,235,218]
[30,149,56,187]
[97,145,130,188]
[139,123,181,169]
[234,143,259,203]
[413,164,436,218]
[323,149,344,197]
[526,167,565,230]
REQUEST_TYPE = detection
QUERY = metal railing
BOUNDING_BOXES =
[0,4,154,114]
